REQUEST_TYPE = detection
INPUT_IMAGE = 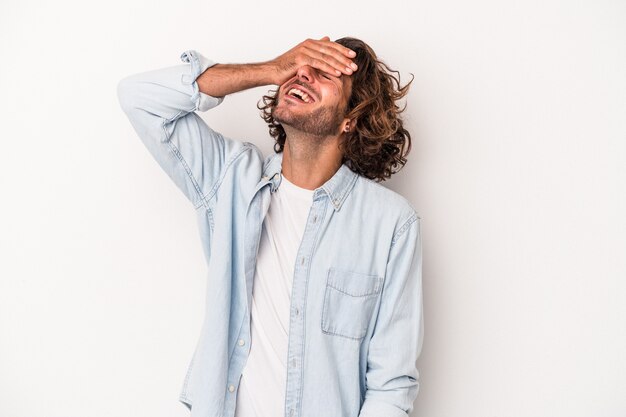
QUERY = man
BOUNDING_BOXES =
[117,36,423,417]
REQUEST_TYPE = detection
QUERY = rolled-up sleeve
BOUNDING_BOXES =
[359,213,424,417]
[116,50,244,209]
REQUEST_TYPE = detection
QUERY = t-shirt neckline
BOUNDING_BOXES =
[279,173,315,196]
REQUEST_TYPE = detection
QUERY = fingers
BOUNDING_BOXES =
[302,46,353,76]
[317,36,355,58]
[319,37,357,59]
[304,37,358,76]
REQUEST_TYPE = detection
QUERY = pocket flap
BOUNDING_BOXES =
[326,267,383,297]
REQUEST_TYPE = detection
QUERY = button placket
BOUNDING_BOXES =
[283,199,328,417]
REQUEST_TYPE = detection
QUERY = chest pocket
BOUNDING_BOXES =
[321,267,384,340]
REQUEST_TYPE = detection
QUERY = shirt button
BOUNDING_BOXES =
[312,215,317,223]
[295,307,299,316]
[228,384,235,392]
[289,409,294,417]
[238,339,245,346]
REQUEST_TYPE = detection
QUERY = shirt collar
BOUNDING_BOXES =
[261,151,359,212]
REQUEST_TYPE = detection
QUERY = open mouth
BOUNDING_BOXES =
[286,87,315,104]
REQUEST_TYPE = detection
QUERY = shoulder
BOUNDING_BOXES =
[354,176,421,238]
[356,176,420,218]
[240,141,264,161]
[224,141,265,171]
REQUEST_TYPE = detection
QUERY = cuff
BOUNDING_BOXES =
[179,49,224,112]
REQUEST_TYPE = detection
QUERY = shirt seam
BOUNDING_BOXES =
[197,143,257,209]
[391,212,419,247]
[158,110,254,211]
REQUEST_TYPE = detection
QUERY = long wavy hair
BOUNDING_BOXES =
[257,37,414,182]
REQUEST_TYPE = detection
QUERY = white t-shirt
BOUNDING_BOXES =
[234,173,314,417]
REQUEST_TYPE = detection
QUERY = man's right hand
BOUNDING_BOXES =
[196,36,358,98]
[267,36,358,86]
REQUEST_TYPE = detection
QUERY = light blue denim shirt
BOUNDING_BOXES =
[117,49,424,417]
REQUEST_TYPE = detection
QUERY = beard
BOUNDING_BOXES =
[272,95,345,138]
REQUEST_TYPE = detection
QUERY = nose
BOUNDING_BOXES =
[296,65,315,83]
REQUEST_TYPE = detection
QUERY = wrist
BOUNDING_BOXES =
[257,60,280,86]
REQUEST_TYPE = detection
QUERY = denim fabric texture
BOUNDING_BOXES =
[117,49,424,417]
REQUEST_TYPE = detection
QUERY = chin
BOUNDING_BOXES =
[273,104,299,125]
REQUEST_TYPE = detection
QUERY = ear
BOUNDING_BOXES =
[341,118,355,134]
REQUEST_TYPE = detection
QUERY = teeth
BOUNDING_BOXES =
[288,88,312,103]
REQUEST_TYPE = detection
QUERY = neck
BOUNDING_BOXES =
[280,128,344,191]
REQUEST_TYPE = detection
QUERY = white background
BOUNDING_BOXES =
[1,0,625,416]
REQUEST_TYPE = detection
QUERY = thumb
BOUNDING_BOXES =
[319,35,330,41]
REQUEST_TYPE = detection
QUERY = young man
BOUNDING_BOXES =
[117,36,423,417]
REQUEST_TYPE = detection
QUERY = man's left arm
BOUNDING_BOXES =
[359,213,424,417]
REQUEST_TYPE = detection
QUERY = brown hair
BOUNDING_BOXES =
[257,37,414,182]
